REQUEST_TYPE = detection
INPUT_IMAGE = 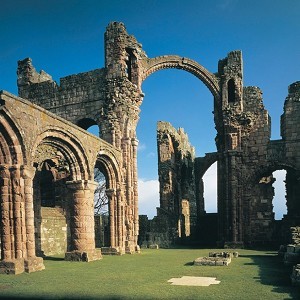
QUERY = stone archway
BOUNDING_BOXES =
[0,107,44,274]
[140,55,221,99]
[31,128,101,261]
[242,163,300,245]
[95,151,125,254]
[3,21,297,256]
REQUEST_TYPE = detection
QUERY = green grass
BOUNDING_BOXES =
[0,248,299,299]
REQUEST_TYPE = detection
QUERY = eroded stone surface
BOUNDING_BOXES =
[0,22,299,275]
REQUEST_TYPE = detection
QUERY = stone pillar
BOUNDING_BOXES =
[0,165,25,274]
[221,152,243,247]
[117,188,125,254]
[0,164,45,274]
[65,180,102,262]
[21,166,45,273]
[0,165,12,261]
[10,165,24,259]
[132,138,140,253]
[106,189,115,247]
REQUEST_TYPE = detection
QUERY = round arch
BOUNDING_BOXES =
[0,109,26,165]
[141,55,221,99]
[77,118,98,131]
[31,127,91,181]
[95,151,122,190]
[251,162,298,184]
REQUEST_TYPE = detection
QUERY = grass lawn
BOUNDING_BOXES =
[0,248,299,299]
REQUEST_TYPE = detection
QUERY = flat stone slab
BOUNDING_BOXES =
[168,276,220,286]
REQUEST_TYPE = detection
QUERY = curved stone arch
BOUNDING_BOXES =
[76,118,98,131]
[31,127,91,181]
[141,56,221,99]
[95,148,122,189]
[0,109,25,165]
[248,162,298,185]
[196,153,219,178]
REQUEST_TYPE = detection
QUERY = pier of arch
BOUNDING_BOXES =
[0,22,299,273]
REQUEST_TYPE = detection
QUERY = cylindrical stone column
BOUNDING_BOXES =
[10,165,24,259]
[0,164,12,260]
[115,190,123,246]
[66,180,100,260]
[106,189,115,247]
[21,165,36,258]
[131,138,139,246]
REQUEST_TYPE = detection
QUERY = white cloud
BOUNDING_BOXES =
[147,152,156,158]
[137,143,146,152]
[137,163,287,221]
[138,179,159,219]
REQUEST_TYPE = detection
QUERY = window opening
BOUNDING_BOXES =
[227,79,236,103]
[203,162,217,213]
[272,170,287,220]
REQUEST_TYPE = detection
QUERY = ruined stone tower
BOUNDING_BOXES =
[0,22,299,274]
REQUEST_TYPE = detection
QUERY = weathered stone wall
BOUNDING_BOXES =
[0,90,122,273]
[36,207,67,256]
[1,22,299,273]
[156,121,196,243]
[17,58,107,129]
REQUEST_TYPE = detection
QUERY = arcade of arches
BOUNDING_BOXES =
[0,22,299,274]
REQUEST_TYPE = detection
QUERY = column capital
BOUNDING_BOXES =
[131,138,139,147]
[66,180,98,191]
[105,188,116,198]
[21,165,36,180]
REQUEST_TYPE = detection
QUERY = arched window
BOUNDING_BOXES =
[125,47,136,82]
[227,79,236,103]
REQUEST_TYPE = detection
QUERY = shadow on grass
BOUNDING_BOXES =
[0,296,125,300]
[184,261,194,266]
[241,254,300,299]
[42,256,65,261]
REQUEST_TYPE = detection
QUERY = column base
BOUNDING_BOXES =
[125,242,140,254]
[135,245,141,253]
[65,249,102,262]
[101,246,124,255]
[24,256,45,273]
[0,258,24,275]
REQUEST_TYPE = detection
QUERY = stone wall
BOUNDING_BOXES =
[156,121,197,245]
[35,207,67,256]
[1,22,299,273]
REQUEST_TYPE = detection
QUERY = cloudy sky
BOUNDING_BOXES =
[1,0,299,218]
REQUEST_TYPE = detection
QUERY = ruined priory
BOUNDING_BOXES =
[0,22,299,274]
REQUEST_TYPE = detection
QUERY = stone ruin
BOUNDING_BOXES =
[278,227,300,285]
[194,251,238,267]
[0,21,299,274]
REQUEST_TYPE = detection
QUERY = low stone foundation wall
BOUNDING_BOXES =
[194,256,231,266]
[194,251,238,266]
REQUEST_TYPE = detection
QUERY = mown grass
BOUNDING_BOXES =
[0,248,299,299]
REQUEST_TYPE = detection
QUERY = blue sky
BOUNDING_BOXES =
[1,0,299,218]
